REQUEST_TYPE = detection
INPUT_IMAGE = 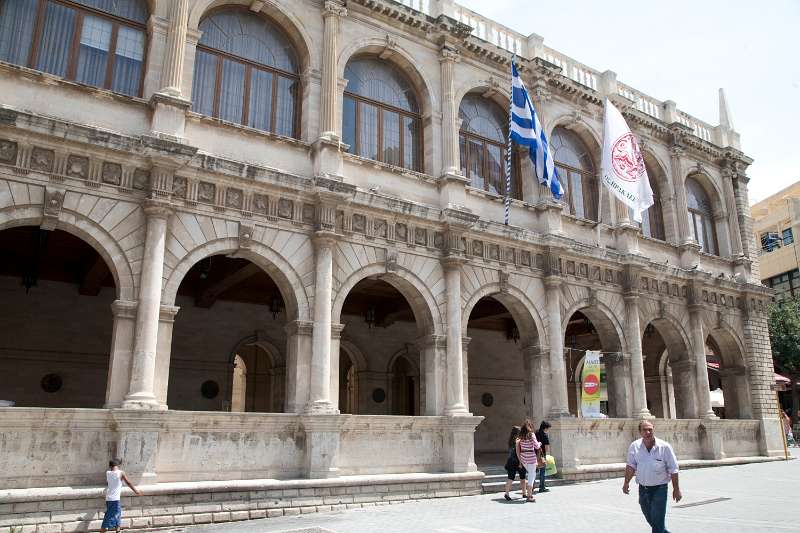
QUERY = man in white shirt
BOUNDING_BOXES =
[622,420,681,533]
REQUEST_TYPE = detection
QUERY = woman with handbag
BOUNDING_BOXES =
[503,426,526,501]
[515,419,543,502]
[535,421,552,493]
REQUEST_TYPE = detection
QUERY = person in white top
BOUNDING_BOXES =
[622,420,681,533]
[100,458,142,533]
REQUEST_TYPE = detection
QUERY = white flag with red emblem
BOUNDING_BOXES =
[600,99,653,222]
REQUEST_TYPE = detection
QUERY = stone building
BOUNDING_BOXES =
[0,0,783,528]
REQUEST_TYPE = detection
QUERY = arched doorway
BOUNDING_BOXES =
[168,254,288,412]
[642,317,696,419]
[465,292,541,454]
[337,276,426,415]
[0,226,116,407]
[706,329,752,419]
[565,308,627,418]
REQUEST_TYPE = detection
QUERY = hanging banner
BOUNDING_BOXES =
[581,350,602,418]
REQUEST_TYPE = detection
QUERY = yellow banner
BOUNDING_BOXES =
[581,350,601,417]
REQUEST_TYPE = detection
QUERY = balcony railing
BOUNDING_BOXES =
[393,0,734,148]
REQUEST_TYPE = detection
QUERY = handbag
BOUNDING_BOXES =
[544,454,558,477]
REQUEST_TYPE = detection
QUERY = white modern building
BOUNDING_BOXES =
[0,0,782,529]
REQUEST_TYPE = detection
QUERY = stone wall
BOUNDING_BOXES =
[0,473,483,532]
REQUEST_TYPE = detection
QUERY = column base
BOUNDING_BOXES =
[635,408,654,419]
[303,400,339,415]
[121,392,163,410]
[444,404,470,416]
[548,407,573,419]
[700,410,719,420]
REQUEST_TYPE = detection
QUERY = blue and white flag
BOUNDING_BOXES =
[509,61,563,201]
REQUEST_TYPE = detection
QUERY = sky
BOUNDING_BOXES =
[455,0,800,205]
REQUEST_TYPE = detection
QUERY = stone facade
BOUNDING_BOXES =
[0,0,784,530]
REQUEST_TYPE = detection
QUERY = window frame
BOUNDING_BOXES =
[688,207,719,255]
[343,89,423,173]
[459,127,520,199]
[555,160,598,221]
[7,0,148,97]
[641,176,665,241]
[194,7,301,138]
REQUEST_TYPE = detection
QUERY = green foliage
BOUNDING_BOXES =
[768,296,800,378]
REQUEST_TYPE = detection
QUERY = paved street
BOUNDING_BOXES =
[178,449,800,533]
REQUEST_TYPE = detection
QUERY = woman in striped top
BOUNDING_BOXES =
[515,420,542,502]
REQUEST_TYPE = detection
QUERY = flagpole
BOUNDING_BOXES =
[504,56,515,226]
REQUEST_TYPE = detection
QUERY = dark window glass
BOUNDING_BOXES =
[193,9,299,138]
[343,57,421,171]
[783,228,794,246]
[686,177,719,255]
[0,0,147,96]
[458,94,518,198]
[551,127,597,220]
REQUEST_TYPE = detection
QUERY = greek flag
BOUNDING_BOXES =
[508,61,563,203]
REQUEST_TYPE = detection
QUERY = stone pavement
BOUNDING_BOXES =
[174,449,800,533]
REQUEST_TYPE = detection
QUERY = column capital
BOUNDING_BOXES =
[439,42,461,63]
[111,300,138,319]
[159,304,180,323]
[285,320,314,336]
[331,322,346,340]
[415,334,446,350]
[323,0,347,18]
[312,230,339,248]
[441,255,467,271]
[142,198,174,219]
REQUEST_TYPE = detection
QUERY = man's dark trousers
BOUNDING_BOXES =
[638,483,669,533]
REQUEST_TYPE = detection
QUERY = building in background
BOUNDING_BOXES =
[0,0,783,529]
[752,181,800,299]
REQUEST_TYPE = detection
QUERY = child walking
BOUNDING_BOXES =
[100,458,142,533]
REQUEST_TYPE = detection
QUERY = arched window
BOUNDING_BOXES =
[458,94,519,198]
[641,170,665,240]
[193,9,299,137]
[551,127,597,220]
[342,57,421,172]
[0,0,147,96]
[686,177,718,255]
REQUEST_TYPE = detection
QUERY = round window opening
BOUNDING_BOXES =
[41,374,63,393]
[481,392,494,407]
[372,388,386,403]
[201,380,220,399]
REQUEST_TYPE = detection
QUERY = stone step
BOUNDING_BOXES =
[480,471,570,494]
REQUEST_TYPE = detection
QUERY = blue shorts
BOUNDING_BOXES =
[101,500,122,529]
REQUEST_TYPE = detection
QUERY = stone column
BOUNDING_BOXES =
[545,275,570,417]
[624,289,651,418]
[669,145,690,244]
[721,173,743,258]
[440,42,460,175]
[159,0,189,97]
[123,200,171,409]
[525,345,550,422]
[688,295,717,419]
[461,336,471,412]
[437,42,469,210]
[719,365,752,419]
[285,320,313,413]
[442,257,468,415]
[154,305,179,408]
[105,300,138,408]
[329,323,345,412]
[306,233,337,414]
[300,415,346,478]
[320,1,346,139]
[150,0,191,139]
[418,334,446,415]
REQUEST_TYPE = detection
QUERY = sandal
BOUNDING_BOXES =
[526,497,536,502]
[504,493,511,501]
